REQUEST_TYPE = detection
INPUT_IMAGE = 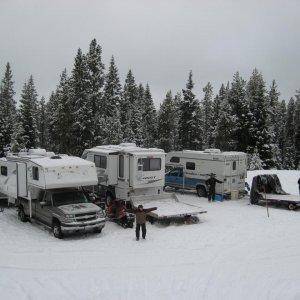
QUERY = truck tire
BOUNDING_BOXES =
[18,206,28,222]
[94,227,103,233]
[196,186,207,198]
[53,221,63,239]
[288,203,296,211]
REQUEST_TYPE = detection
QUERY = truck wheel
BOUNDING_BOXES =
[18,206,28,222]
[53,221,63,239]
[196,186,207,198]
[288,203,296,211]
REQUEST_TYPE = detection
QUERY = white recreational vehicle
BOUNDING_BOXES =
[165,149,247,199]
[83,143,205,222]
[0,149,106,238]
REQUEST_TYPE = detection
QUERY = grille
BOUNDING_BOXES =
[75,212,97,222]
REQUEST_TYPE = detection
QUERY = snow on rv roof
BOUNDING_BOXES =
[29,156,95,168]
[88,143,165,155]
[177,149,246,156]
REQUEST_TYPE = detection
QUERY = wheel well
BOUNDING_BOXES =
[196,184,206,191]
[52,217,60,226]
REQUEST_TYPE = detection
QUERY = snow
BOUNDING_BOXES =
[0,170,300,299]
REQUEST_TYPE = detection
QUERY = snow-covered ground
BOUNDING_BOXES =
[0,170,300,300]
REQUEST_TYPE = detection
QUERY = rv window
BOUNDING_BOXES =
[119,155,124,178]
[0,166,7,176]
[32,166,39,180]
[233,161,237,170]
[170,156,180,163]
[186,162,195,170]
[94,155,107,169]
[138,158,161,171]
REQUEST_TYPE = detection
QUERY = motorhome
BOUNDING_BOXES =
[165,149,247,199]
[83,143,205,223]
[0,149,106,238]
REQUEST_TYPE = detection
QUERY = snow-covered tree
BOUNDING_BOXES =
[246,69,273,168]
[201,82,214,148]
[86,39,105,143]
[283,98,296,169]
[157,90,178,152]
[214,91,236,150]
[248,148,264,170]
[178,71,199,150]
[10,116,26,153]
[101,56,122,144]
[70,48,94,155]
[131,83,143,146]
[19,75,39,149]
[277,100,287,168]
[121,69,137,142]
[141,84,157,147]
[37,97,47,148]
[228,72,253,153]
[294,92,300,168]
[0,63,16,150]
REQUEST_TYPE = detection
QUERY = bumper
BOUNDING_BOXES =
[61,219,105,233]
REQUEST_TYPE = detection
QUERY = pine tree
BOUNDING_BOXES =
[215,84,236,150]
[11,114,26,153]
[247,69,273,168]
[141,84,157,147]
[248,148,264,170]
[228,72,253,153]
[284,98,296,169]
[294,91,300,168]
[19,75,39,149]
[131,83,143,146]
[121,70,137,142]
[172,92,181,150]
[178,71,199,150]
[37,97,47,148]
[70,48,94,155]
[86,39,105,143]
[157,91,178,152]
[101,56,122,144]
[277,100,287,168]
[0,63,16,150]
[201,82,214,148]
[47,92,59,152]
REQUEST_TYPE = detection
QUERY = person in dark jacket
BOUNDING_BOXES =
[298,178,300,195]
[205,173,223,202]
[132,205,157,240]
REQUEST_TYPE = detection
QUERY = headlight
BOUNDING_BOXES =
[96,210,104,218]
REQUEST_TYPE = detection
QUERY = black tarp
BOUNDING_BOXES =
[250,174,287,204]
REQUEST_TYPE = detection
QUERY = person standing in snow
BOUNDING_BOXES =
[132,205,157,240]
[205,173,223,202]
[298,178,300,195]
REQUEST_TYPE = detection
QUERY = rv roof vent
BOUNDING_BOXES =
[28,148,47,156]
[204,149,221,154]
[119,143,136,148]
[50,155,62,159]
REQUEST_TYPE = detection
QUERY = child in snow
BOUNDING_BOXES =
[132,205,157,240]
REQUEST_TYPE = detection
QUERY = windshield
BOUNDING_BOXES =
[52,191,89,207]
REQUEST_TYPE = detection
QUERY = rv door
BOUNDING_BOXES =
[17,163,28,197]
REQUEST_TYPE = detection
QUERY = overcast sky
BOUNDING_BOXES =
[0,0,299,106]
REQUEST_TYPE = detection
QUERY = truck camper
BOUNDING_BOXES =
[83,143,206,223]
[165,149,247,199]
[0,149,105,238]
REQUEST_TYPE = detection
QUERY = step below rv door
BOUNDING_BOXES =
[17,163,28,197]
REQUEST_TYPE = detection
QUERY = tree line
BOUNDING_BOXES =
[0,39,299,169]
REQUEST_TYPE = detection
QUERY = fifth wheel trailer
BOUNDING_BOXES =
[82,143,206,222]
